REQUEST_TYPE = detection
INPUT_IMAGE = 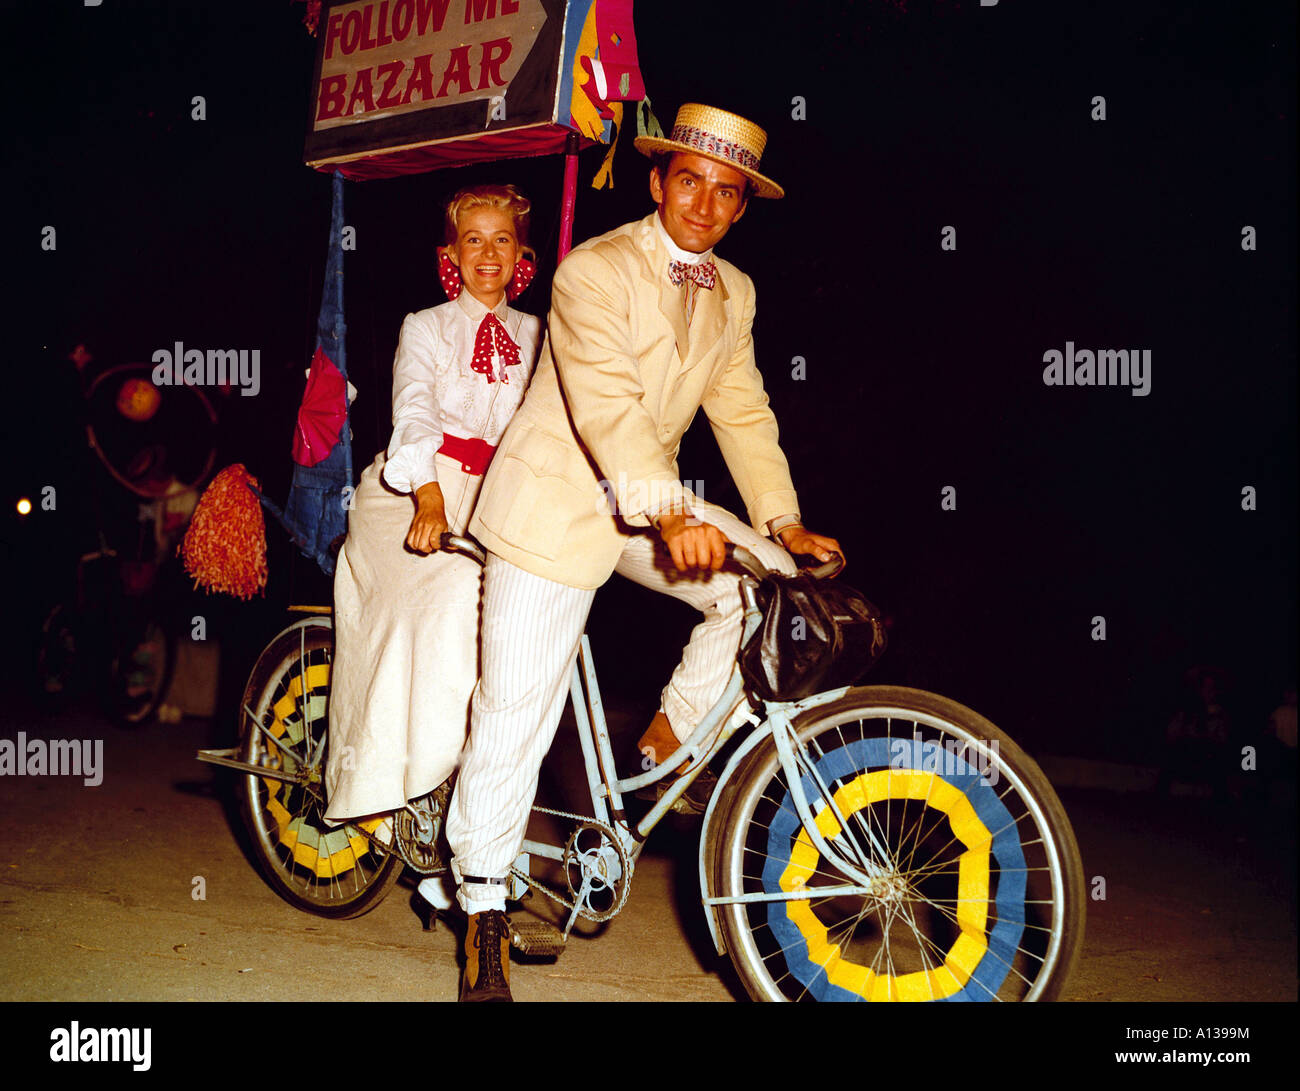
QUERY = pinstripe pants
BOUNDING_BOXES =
[446,499,796,913]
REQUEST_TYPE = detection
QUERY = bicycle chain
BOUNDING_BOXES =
[507,804,632,921]
[346,801,632,913]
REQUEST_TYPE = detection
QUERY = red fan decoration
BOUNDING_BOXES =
[292,345,348,467]
[179,464,268,600]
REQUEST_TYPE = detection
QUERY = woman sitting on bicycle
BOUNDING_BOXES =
[323,184,540,866]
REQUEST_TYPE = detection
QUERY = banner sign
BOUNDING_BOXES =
[303,0,642,179]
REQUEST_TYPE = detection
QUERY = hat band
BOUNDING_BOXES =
[667,123,761,172]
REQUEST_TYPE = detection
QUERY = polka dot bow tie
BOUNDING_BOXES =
[668,260,717,290]
[470,313,520,384]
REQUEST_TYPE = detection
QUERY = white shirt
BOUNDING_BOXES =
[382,292,541,495]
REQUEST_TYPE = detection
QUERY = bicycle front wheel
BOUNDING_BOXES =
[713,686,1084,1001]
[237,618,403,918]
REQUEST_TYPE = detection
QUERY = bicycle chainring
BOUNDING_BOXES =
[393,776,453,875]
[562,821,631,922]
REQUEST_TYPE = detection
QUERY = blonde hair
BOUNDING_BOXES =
[443,184,531,246]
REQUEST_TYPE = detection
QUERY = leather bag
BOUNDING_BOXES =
[739,570,887,703]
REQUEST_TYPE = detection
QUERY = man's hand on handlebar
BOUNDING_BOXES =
[655,513,729,572]
[777,525,845,570]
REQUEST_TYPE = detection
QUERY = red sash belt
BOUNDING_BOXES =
[438,433,497,476]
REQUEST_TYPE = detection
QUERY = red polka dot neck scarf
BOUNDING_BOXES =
[470,313,520,384]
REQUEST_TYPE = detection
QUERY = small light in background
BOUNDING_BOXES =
[16,498,32,516]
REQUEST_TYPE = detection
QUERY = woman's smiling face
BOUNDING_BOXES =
[446,207,522,306]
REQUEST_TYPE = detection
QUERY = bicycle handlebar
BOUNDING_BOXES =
[439,533,842,581]
[728,543,844,581]
[438,533,488,565]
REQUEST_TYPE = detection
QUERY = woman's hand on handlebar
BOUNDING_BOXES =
[656,512,729,572]
[777,525,845,571]
[406,482,449,554]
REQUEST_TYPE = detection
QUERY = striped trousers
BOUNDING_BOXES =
[445,499,796,913]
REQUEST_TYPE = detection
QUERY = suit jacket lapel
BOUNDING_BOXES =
[636,218,691,359]
[657,274,691,360]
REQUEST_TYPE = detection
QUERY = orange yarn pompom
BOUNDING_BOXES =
[179,464,268,600]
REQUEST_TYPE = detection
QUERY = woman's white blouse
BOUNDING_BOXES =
[381,292,541,495]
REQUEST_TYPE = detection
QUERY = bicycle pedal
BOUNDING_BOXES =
[508,918,566,957]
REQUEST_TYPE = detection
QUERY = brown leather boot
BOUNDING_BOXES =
[460,909,513,1002]
[637,711,687,772]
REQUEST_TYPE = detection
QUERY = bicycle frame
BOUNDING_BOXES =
[517,568,891,943]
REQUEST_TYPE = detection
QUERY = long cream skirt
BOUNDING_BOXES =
[324,452,484,823]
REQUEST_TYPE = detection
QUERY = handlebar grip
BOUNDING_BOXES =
[727,544,767,579]
[726,543,845,581]
[438,533,488,566]
[799,552,845,580]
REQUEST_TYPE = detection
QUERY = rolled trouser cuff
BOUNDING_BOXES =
[451,860,509,915]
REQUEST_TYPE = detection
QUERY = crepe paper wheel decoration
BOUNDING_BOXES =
[762,737,1025,1002]
[179,464,269,600]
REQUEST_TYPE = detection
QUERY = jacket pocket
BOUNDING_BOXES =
[478,438,588,562]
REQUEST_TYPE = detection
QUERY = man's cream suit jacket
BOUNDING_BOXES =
[470,212,800,589]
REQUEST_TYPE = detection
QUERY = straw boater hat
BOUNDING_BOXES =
[634,103,784,199]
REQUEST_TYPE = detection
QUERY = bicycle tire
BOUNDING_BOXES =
[236,618,403,919]
[712,686,1084,1001]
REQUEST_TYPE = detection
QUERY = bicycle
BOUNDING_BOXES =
[198,536,1085,1001]
[36,538,178,727]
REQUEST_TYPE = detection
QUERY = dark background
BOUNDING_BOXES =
[3,0,1295,764]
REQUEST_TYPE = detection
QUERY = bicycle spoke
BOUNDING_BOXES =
[297,627,314,766]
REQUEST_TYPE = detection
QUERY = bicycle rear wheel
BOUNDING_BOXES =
[713,686,1084,1001]
[237,618,402,918]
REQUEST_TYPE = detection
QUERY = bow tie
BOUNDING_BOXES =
[668,260,717,290]
[470,313,520,384]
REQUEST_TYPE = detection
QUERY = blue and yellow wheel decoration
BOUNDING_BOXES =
[763,737,1026,1001]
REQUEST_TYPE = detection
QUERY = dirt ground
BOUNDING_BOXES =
[1,701,1293,1006]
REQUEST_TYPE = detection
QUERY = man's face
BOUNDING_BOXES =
[649,153,749,254]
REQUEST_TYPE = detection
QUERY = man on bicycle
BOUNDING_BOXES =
[445,103,843,1002]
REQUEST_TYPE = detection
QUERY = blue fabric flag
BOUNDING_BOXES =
[265,169,352,577]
